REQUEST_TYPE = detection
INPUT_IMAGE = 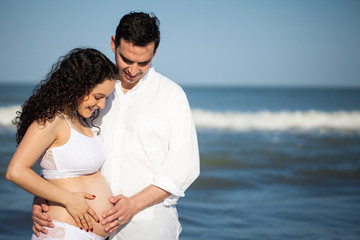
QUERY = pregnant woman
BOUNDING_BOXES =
[6,48,118,240]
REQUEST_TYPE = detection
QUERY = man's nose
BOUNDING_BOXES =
[128,64,139,76]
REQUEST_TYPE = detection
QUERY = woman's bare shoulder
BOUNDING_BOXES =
[27,114,67,135]
[15,114,67,155]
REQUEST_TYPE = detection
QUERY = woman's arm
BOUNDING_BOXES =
[6,117,99,231]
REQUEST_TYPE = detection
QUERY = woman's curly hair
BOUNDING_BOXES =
[13,48,118,144]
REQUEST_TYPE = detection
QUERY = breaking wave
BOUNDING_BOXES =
[1,105,360,132]
[0,105,20,129]
[192,108,360,132]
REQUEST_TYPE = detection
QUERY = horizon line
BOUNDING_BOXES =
[0,80,359,89]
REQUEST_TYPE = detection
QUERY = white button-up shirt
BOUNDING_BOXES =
[93,67,200,239]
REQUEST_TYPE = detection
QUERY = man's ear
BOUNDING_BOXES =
[111,36,116,53]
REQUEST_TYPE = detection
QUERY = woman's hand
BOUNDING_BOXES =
[64,192,100,232]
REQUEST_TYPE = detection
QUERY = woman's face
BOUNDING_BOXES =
[77,79,116,118]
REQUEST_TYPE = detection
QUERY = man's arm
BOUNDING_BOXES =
[32,197,54,236]
[102,185,171,233]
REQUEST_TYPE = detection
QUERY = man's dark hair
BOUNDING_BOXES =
[114,12,160,52]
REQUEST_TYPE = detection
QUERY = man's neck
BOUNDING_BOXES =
[122,87,130,94]
[121,81,137,94]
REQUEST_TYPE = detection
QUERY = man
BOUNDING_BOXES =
[32,11,200,240]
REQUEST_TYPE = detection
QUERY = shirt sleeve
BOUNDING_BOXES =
[151,91,200,206]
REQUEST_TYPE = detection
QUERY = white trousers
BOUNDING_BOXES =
[110,203,182,240]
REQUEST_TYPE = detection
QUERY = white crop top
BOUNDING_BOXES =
[38,116,105,179]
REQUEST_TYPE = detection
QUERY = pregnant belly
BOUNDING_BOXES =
[46,172,113,237]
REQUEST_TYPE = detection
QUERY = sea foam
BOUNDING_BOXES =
[1,105,360,132]
[193,108,360,132]
[0,105,20,128]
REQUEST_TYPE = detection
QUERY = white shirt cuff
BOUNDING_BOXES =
[152,175,185,206]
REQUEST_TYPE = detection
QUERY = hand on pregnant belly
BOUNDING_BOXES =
[64,192,99,232]
[102,194,138,233]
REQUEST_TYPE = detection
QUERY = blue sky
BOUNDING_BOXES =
[0,0,359,87]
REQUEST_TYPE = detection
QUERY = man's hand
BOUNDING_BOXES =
[32,198,53,237]
[101,185,171,233]
[101,194,138,233]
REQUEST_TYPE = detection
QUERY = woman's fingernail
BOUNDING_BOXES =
[86,229,89,232]
[80,227,83,230]
[91,228,93,232]
[97,220,100,223]
[92,195,96,198]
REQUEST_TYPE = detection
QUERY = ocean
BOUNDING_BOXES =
[0,83,359,240]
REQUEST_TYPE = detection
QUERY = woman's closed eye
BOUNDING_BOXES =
[94,95,104,100]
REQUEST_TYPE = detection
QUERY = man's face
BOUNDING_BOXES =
[111,36,156,90]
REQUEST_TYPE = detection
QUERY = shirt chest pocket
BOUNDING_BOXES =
[135,114,169,154]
